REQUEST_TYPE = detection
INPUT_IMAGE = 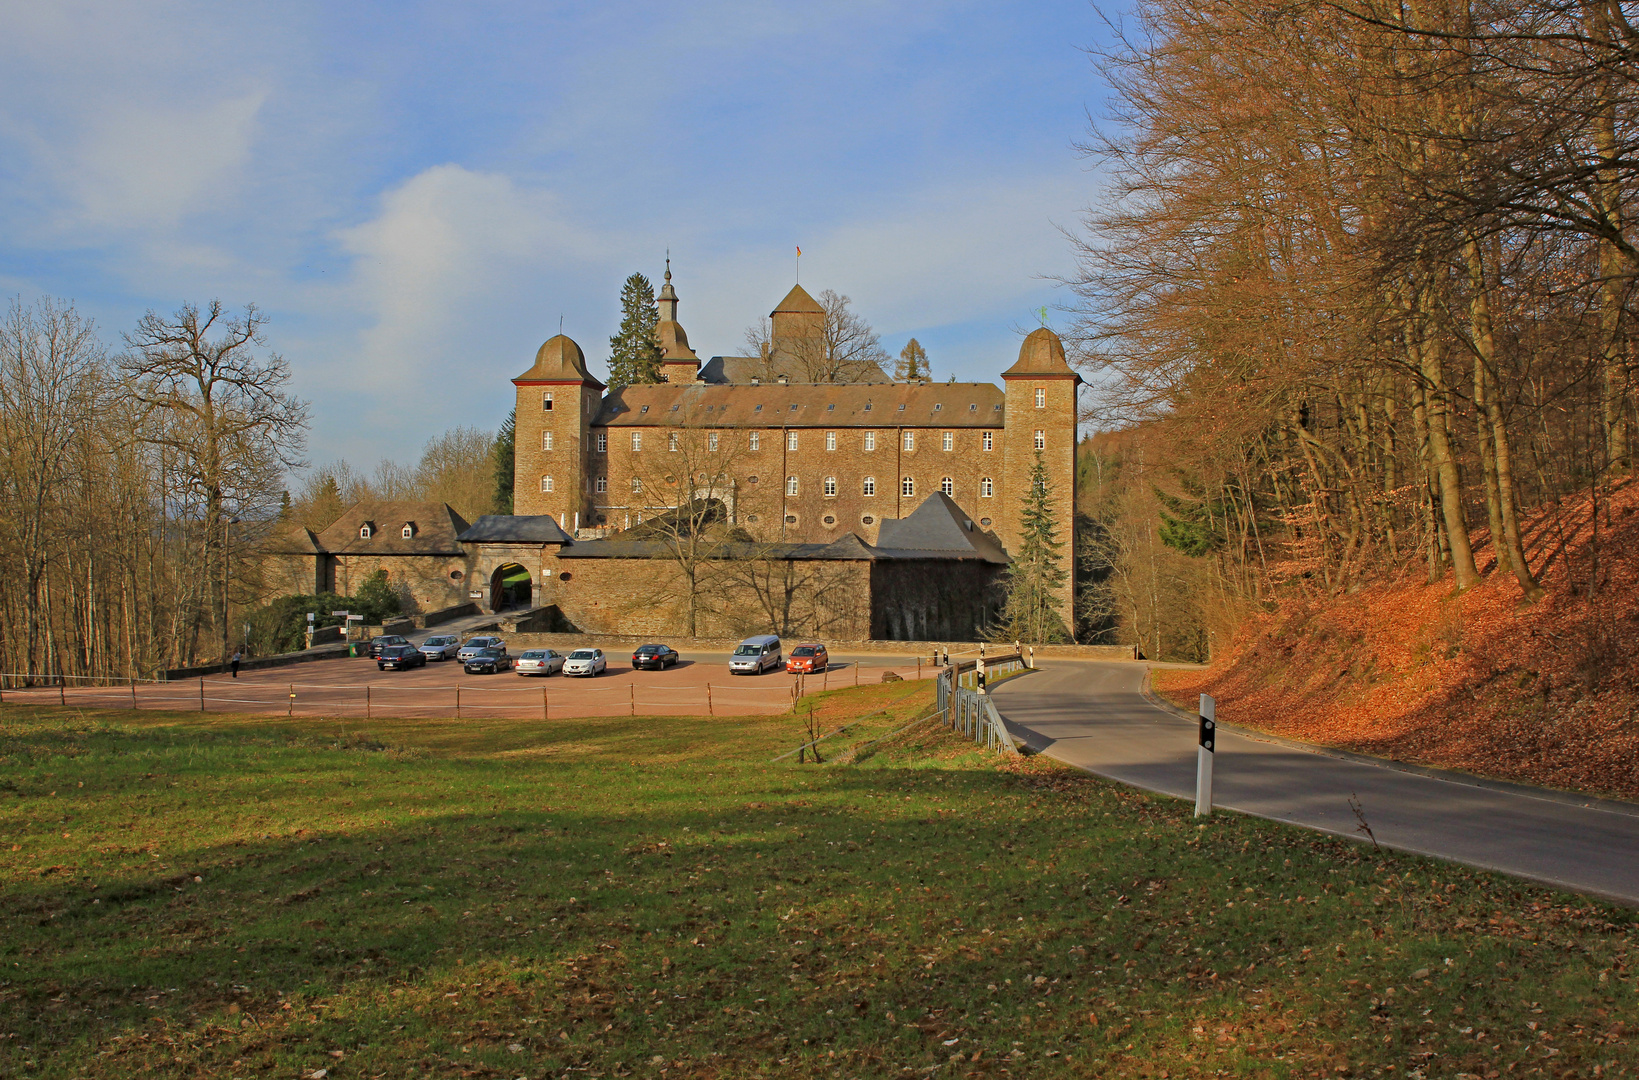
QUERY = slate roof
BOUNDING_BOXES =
[312,501,472,555]
[264,524,325,555]
[1001,326,1081,381]
[874,493,1010,564]
[592,381,1004,429]
[554,534,879,562]
[458,515,573,544]
[772,284,825,314]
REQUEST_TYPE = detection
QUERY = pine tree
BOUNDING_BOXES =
[491,407,515,515]
[607,272,663,389]
[996,450,1071,643]
[895,337,929,380]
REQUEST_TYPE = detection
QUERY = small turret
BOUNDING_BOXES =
[655,257,700,382]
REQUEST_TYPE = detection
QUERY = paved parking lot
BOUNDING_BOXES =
[2,649,937,719]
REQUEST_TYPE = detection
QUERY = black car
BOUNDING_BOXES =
[632,643,679,670]
[377,644,425,671]
[370,634,411,659]
[464,647,511,675]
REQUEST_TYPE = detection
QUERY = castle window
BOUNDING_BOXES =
[785,514,798,524]
[901,476,915,497]
[786,476,799,496]
[748,475,759,483]
[541,475,554,492]
[670,404,679,411]
[787,431,798,451]
[1034,429,1046,450]
[359,523,373,539]
[862,476,876,496]
[902,431,915,451]
[596,432,607,453]
[543,431,554,451]
[823,476,837,497]
[641,405,650,414]
[596,476,607,493]
[1035,388,1046,408]
[708,432,719,451]
[827,403,835,411]
[969,403,977,411]
[897,403,906,411]
[940,476,954,496]
[668,432,679,452]
[401,523,415,539]
[823,515,836,525]
[631,431,642,451]
[631,478,642,493]
[942,431,953,451]
[864,402,873,411]
[982,431,994,451]
[543,392,553,411]
[789,403,799,411]
[826,431,836,451]
[754,404,764,411]
[750,432,761,451]
[980,477,994,497]
[994,403,1002,411]
[980,516,992,526]
[861,515,874,525]
[864,431,876,451]
[934,403,943,411]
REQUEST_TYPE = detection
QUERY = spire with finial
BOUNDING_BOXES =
[658,251,679,322]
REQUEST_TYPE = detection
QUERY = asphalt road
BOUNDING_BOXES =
[991,660,1639,906]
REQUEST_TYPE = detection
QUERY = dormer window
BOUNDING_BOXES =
[401,523,416,539]
[359,523,374,539]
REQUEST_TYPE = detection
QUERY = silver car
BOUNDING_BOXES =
[562,648,606,677]
[514,648,565,676]
[458,636,506,662]
[419,634,461,661]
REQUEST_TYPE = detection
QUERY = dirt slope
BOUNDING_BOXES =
[1156,478,1639,801]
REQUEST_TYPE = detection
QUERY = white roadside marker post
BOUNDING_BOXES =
[1195,694,1216,817]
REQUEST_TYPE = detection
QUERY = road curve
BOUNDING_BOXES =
[991,660,1639,906]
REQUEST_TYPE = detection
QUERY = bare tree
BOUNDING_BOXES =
[744,290,892,382]
[120,301,309,663]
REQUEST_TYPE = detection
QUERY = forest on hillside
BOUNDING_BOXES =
[1071,0,1639,660]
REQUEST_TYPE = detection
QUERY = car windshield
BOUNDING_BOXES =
[734,644,762,656]
[474,649,499,658]
[792,647,816,656]
[568,650,597,660]
[522,650,546,659]
[382,637,407,645]
[427,637,453,645]
[637,646,660,654]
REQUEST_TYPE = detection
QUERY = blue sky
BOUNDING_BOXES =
[0,1,1117,469]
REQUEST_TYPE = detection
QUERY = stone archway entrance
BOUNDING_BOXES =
[489,562,533,612]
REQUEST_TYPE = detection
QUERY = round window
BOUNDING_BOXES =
[861,515,874,525]
[748,475,759,484]
[747,514,759,523]
[822,515,836,525]
[559,571,572,582]
[979,517,992,527]
[449,569,465,581]
[784,514,798,524]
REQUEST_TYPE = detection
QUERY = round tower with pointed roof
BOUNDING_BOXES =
[514,333,605,528]
[1000,326,1081,632]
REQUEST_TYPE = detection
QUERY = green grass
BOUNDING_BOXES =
[2,682,1636,1079]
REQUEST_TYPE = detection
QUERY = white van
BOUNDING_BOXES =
[729,634,782,675]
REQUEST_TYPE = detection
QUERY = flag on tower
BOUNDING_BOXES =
[796,246,802,257]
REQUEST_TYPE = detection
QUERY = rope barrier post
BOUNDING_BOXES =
[60,681,66,706]
[630,682,635,717]
[1195,694,1216,818]
[366,684,372,720]
[706,683,713,716]
[456,685,462,720]
[543,685,549,722]
[131,680,138,709]
[288,683,295,716]
[199,677,205,712]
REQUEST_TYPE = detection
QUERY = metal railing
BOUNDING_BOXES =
[935,668,1019,755]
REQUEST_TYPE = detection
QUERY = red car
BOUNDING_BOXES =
[786,643,828,673]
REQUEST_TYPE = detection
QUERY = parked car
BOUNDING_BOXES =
[458,636,506,662]
[563,648,607,677]
[463,647,511,675]
[369,634,411,659]
[377,644,426,671]
[515,648,565,677]
[419,634,461,661]
[729,634,782,675]
[632,643,679,670]
[786,643,828,674]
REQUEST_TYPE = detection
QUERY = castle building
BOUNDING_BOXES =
[268,274,1080,642]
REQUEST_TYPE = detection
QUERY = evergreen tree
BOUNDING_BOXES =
[895,337,929,380]
[607,272,663,389]
[491,407,515,515]
[995,450,1071,643]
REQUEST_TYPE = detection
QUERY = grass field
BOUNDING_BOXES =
[2,681,1636,1079]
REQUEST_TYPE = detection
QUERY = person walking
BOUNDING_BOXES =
[230,651,242,679]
